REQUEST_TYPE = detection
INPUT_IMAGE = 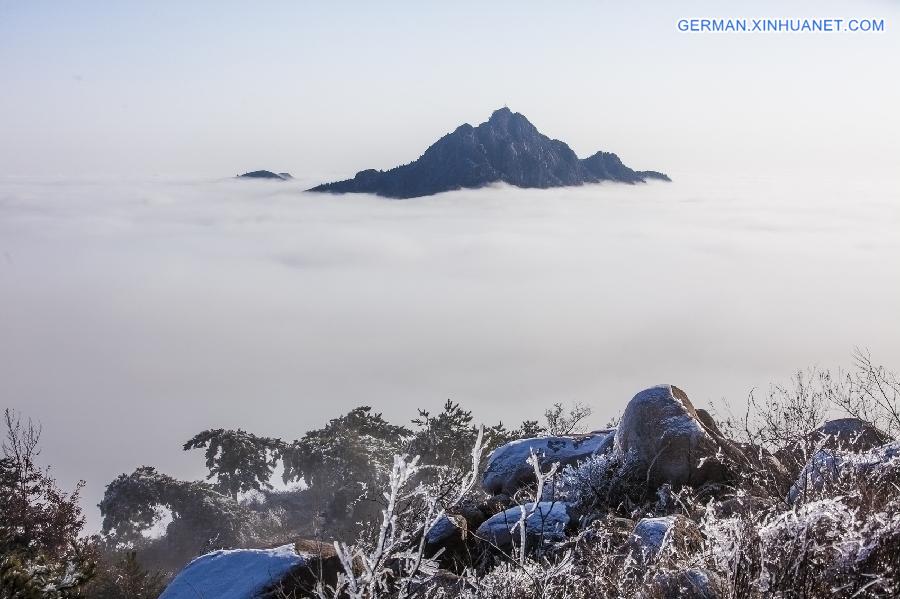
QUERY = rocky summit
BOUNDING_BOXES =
[308,107,669,199]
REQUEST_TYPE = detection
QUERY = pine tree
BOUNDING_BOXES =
[183,429,283,500]
[280,407,411,525]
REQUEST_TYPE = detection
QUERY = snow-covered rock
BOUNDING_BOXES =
[483,431,615,495]
[475,501,573,549]
[426,513,466,546]
[159,544,304,599]
[627,515,701,565]
[614,385,738,489]
[788,440,900,504]
[630,516,675,560]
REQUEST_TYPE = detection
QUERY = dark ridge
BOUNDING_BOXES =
[237,170,292,181]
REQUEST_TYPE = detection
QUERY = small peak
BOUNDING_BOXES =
[489,106,513,122]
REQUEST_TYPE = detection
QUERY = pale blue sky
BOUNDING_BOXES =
[1,0,898,179]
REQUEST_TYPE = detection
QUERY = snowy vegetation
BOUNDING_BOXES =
[3,354,900,598]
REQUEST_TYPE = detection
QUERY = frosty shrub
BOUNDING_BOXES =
[300,428,486,599]
[557,451,648,512]
[826,349,900,440]
[543,402,592,437]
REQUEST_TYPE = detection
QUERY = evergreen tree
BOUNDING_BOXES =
[183,429,284,499]
[280,407,411,525]
[98,466,255,568]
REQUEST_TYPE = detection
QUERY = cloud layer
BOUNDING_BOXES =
[1,174,899,529]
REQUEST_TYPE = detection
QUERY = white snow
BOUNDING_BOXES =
[483,432,614,494]
[159,544,304,599]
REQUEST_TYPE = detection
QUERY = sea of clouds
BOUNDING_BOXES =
[1,173,898,529]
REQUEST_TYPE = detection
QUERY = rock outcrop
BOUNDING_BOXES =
[614,385,762,490]
[308,108,669,199]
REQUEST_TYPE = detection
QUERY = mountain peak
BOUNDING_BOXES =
[486,106,532,129]
[489,106,513,120]
[308,109,669,198]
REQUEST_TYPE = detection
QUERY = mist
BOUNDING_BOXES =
[2,173,899,529]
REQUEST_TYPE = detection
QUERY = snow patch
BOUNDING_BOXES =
[159,544,303,599]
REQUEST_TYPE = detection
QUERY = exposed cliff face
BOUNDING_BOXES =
[308,108,669,199]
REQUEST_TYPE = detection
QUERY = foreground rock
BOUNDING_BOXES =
[160,540,341,599]
[237,170,292,180]
[483,431,615,496]
[475,501,573,550]
[159,544,303,599]
[308,107,669,199]
[614,385,754,489]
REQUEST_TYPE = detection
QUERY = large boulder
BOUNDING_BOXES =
[614,385,750,489]
[159,544,304,599]
[475,501,574,550]
[483,431,615,496]
[160,540,343,599]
